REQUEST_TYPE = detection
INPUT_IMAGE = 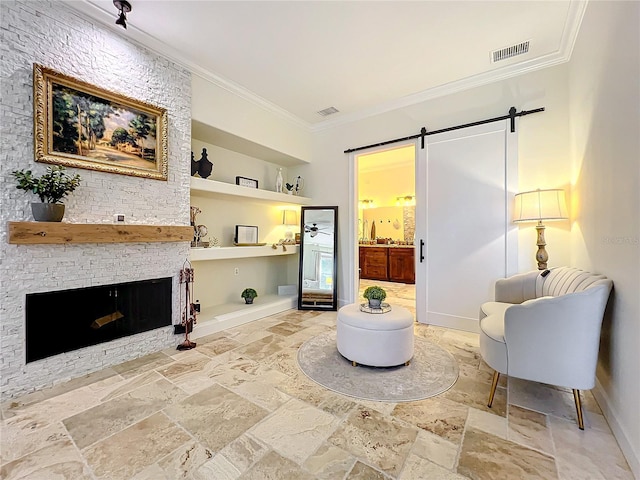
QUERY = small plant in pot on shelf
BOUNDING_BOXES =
[13,166,81,222]
[363,285,386,308]
[241,288,258,304]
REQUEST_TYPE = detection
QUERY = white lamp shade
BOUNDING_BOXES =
[514,189,568,223]
[282,210,298,226]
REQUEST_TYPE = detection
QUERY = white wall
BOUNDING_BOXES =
[307,64,573,305]
[568,1,640,475]
[0,1,191,399]
[192,75,312,163]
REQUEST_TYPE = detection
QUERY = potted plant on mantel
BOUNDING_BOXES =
[241,288,258,304]
[363,285,387,308]
[13,166,81,222]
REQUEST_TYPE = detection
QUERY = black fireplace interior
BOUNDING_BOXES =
[26,277,172,363]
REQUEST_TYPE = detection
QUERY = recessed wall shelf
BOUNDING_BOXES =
[8,222,193,245]
[190,245,299,261]
[190,177,312,205]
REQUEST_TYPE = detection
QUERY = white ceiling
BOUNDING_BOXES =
[67,0,585,129]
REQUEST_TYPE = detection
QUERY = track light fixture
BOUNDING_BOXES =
[113,0,131,29]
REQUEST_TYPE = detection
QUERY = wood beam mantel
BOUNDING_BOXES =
[8,222,193,245]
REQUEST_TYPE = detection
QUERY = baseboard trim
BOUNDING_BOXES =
[593,378,640,479]
[419,311,480,333]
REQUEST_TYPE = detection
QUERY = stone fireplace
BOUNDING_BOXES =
[0,1,192,399]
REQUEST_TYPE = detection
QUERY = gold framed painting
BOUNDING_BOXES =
[33,63,168,180]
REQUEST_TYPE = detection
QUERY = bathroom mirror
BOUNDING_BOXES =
[298,206,338,311]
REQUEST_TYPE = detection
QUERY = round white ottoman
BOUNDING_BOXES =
[336,304,414,367]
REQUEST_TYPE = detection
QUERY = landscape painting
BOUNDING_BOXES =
[34,64,168,180]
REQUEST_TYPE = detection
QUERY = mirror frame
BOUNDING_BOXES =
[298,206,338,311]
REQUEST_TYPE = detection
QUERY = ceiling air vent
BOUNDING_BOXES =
[317,106,339,117]
[491,41,530,63]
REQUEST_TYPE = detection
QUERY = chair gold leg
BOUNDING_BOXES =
[573,389,585,430]
[488,371,500,407]
[352,361,357,367]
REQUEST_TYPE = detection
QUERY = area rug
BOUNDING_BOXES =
[296,331,459,402]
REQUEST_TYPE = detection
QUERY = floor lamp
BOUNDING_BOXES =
[514,189,568,270]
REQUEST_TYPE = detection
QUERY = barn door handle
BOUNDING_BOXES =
[420,240,425,263]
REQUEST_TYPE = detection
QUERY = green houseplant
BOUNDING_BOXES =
[363,285,387,308]
[241,288,258,304]
[13,166,81,222]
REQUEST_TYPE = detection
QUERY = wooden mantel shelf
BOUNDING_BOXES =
[8,222,194,245]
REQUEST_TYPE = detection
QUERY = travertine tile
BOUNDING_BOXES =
[233,334,288,362]
[196,336,243,357]
[0,439,92,480]
[111,351,175,378]
[458,427,558,480]
[399,454,468,480]
[303,442,355,479]
[83,412,190,480]
[266,321,307,337]
[1,412,69,464]
[467,407,508,440]
[443,376,507,417]
[508,404,553,454]
[240,450,316,480]
[550,415,634,480]
[157,441,214,478]
[329,405,418,477]
[347,461,392,479]
[2,298,634,480]
[164,384,268,452]
[411,429,459,470]
[509,378,601,427]
[229,369,291,411]
[192,454,241,480]
[249,397,339,464]
[392,397,468,444]
[218,434,268,473]
[63,378,186,449]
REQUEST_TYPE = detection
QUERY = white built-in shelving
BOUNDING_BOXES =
[190,294,297,339]
[190,177,312,205]
[190,244,299,262]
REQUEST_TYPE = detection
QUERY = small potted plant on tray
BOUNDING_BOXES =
[241,288,258,304]
[363,285,386,308]
[13,166,81,222]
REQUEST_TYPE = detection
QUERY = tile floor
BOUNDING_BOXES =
[0,281,633,479]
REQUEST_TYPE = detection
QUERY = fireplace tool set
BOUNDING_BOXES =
[177,260,197,350]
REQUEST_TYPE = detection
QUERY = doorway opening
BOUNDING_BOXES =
[354,143,417,314]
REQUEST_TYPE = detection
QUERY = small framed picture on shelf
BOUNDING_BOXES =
[236,176,259,189]
[235,225,259,244]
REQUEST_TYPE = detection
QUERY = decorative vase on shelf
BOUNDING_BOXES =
[197,148,213,179]
[190,151,199,177]
[371,219,376,240]
[275,168,283,193]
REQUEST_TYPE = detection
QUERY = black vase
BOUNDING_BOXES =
[190,151,199,176]
[197,148,213,179]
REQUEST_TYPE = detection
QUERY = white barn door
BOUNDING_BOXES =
[415,121,518,332]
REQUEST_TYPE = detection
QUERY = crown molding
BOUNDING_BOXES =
[62,0,587,135]
[312,0,588,133]
[60,0,310,130]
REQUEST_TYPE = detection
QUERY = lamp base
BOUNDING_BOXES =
[535,222,549,270]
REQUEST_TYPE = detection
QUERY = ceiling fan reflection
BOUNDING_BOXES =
[304,223,330,237]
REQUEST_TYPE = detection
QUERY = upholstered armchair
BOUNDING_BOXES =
[479,267,613,429]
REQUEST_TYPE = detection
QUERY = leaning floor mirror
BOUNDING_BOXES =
[298,206,338,311]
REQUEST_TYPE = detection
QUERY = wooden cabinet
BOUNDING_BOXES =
[360,247,388,281]
[388,247,415,284]
[360,246,415,284]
